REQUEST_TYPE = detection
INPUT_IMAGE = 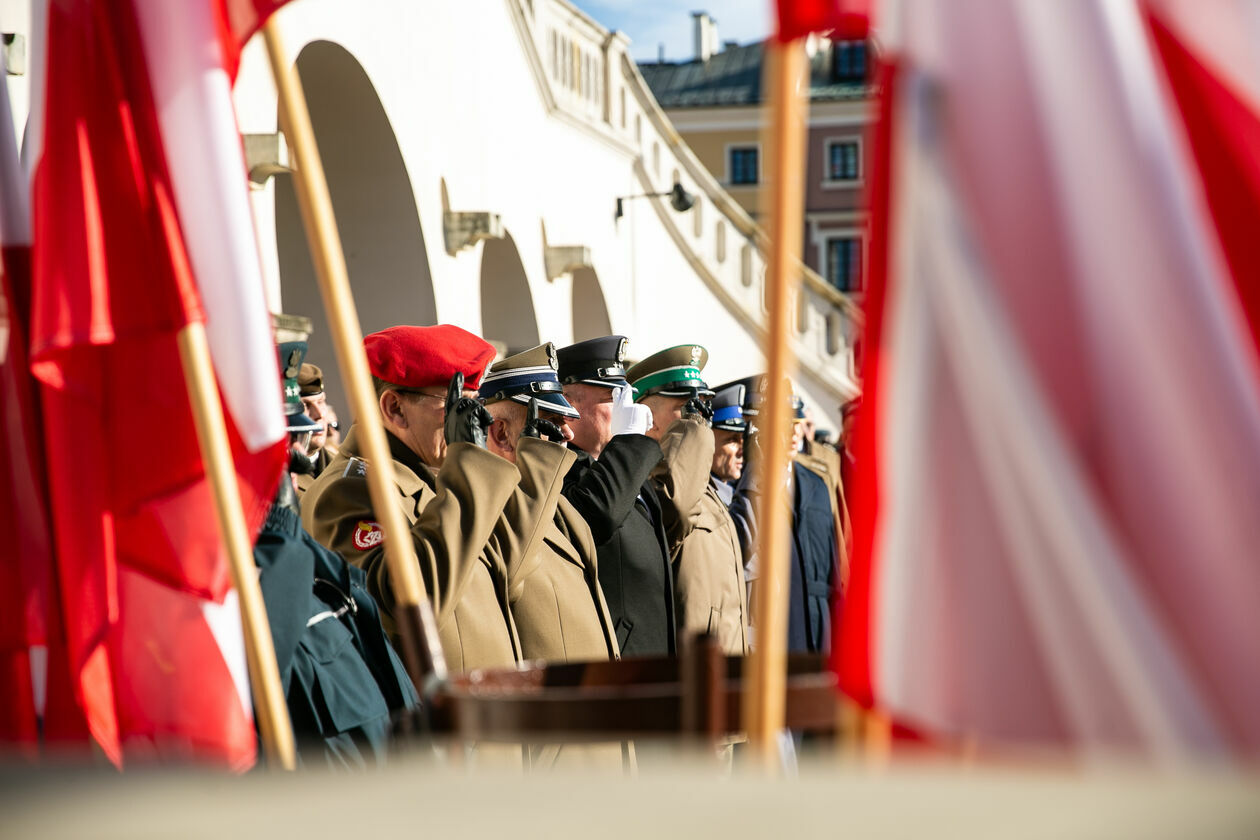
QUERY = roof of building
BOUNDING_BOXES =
[638,40,873,109]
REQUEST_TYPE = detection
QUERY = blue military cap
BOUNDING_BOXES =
[716,374,764,417]
[710,383,747,433]
[555,335,630,389]
[479,342,580,419]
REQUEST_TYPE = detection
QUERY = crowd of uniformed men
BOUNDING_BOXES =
[262,323,854,763]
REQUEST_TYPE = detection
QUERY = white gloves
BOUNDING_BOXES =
[610,384,654,436]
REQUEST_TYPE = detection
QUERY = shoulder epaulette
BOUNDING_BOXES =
[343,457,369,478]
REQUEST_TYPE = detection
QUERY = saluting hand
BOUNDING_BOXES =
[609,384,653,436]
[521,397,566,442]
[443,372,493,448]
[683,387,714,425]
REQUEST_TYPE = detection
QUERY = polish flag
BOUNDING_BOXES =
[0,41,53,755]
[21,0,292,767]
[838,0,1260,761]
[775,0,870,42]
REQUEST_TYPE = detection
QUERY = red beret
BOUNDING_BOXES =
[364,325,496,390]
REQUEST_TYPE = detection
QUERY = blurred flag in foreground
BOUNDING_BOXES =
[775,0,870,42]
[8,0,292,767]
[838,0,1260,761]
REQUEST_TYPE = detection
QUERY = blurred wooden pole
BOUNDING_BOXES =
[177,323,296,770]
[262,20,447,691]
[742,38,808,769]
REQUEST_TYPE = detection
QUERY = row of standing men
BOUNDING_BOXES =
[284,325,848,682]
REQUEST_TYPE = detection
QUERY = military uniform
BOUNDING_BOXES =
[295,362,339,496]
[557,336,676,658]
[630,345,748,655]
[302,324,528,673]
[302,427,523,671]
[480,345,619,664]
[797,439,852,588]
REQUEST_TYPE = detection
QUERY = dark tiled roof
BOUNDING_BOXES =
[639,40,872,108]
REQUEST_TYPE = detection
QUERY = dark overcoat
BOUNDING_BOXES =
[562,433,676,657]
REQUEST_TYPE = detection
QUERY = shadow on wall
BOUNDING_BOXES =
[480,231,540,355]
[276,39,436,422]
[571,267,611,341]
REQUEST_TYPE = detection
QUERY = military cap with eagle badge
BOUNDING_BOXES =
[625,343,714,401]
[478,342,580,418]
[555,335,631,389]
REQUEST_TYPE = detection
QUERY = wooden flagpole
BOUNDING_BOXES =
[742,37,809,767]
[176,323,296,770]
[261,19,447,690]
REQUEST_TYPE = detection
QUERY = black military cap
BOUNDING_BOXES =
[556,335,630,389]
[710,383,747,433]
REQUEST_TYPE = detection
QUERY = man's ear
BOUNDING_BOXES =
[380,390,407,430]
[488,416,513,453]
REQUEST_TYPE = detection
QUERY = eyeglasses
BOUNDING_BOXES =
[396,390,449,410]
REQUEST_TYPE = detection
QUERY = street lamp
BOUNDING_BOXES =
[615,180,696,220]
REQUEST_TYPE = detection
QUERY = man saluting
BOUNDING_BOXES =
[301,325,525,672]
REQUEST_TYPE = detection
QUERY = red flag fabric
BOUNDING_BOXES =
[837,0,1260,761]
[216,0,293,77]
[775,0,870,42]
[25,0,288,768]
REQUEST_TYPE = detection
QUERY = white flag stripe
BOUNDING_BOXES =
[882,83,1224,757]
[868,0,1260,756]
[133,0,284,452]
[202,590,253,723]
[19,0,47,184]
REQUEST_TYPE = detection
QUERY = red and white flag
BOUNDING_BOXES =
[0,41,53,755]
[20,0,291,768]
[775,0,870,42]
[838,0,1260,761]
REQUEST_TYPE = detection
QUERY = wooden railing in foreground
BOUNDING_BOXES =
[427,635,840,745]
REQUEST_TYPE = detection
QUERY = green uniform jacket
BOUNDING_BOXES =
[509,438,619,664]
[652,417,749,655]
[301,426,523,672]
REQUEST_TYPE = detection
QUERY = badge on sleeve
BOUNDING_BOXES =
[352,520,384,551]
[343,457,369,478]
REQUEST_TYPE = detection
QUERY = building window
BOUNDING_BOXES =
[729,146,759,185]
[832,40,867,83]
[827,140,860,181]
[826,236,863,292]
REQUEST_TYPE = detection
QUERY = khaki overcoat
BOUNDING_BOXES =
[652,417,749,655]
[301,426,523,672]
[509,438,619,664]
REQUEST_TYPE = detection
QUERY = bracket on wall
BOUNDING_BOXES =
[3,34,25,76]
[443,211,504,255]
[243,132,291,187]
[544,245,592,281]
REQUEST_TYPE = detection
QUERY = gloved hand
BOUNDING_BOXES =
[521,397,566,442]
[443,372,493,448]
[741,426,764,492]
[610,384,653,436]
[683,387,713,425]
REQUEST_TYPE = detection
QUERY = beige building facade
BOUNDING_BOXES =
[641,17,873,301]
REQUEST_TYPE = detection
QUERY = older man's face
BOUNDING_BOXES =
[562,383,614,457]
